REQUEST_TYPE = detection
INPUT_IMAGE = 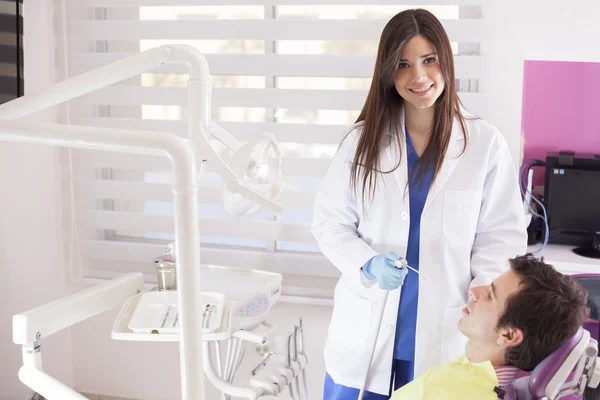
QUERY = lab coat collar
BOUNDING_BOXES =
[387,105,468,211]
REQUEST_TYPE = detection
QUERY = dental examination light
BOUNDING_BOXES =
[222,130,283,218]
[0,45,308,400]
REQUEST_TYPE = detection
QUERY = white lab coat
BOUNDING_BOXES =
[311,109,527,395]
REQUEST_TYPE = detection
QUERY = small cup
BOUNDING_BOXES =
[154,248,177,291]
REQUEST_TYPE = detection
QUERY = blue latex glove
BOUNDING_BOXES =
[362,251,408,290]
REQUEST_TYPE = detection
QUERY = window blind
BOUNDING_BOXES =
[64,0,489,300]
[0,0,23,104]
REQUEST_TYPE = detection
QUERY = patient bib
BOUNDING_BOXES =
[390,355,499,400]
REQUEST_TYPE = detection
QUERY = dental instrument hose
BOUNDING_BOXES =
[358,291,389,400]
[520,159,549,254]
[358,284,390,400]
[358,259,409,399]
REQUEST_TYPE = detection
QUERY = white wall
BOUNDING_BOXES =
[0,0,75,398]
[483,0,600,164]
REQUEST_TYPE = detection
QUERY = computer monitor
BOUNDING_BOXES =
[544,152,600,258]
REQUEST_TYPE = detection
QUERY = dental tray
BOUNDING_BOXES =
[128,291,224,334]
[111,264,282,342]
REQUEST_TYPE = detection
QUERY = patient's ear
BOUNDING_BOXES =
[497,326,524,348]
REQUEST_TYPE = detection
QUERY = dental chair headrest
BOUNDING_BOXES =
[527,327,585,398]
[504,328,590,400]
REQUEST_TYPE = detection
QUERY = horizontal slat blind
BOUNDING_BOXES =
[77,179,316,209]
[76,118,347,144]
[79,86,482,113]
[71,53,487,79]
[80,210,315,242]
[82,240,337,277]
[67,1,490,298]
[75,150,332,176]
[70,19,482,42]
[84,0,486,6]
[81,86,371,109]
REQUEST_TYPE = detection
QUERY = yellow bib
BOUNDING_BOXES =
[390,355,499,400]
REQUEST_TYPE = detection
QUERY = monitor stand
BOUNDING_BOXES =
[573,232,600,259]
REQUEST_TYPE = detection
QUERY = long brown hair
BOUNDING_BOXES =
[350,9,468,203]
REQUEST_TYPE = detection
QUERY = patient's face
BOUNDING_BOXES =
[458,269,522,342]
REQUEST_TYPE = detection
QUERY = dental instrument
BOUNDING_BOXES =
[252,353,277,376]
[293,321,308,400]
[286,332,297,400]
[395,258,420,275]
[297,318,309,400]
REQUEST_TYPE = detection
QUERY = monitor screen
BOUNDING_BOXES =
[547,168,600,242]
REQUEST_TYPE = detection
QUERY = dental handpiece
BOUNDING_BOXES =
[252,352,276,376]
[394,258,420,275]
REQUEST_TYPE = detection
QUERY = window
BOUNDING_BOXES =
[65,1,487,299]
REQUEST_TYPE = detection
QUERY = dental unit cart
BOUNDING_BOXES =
[3,44,308,400]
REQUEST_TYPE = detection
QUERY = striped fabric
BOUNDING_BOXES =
[494,364,520,387]
[0,0,23,104]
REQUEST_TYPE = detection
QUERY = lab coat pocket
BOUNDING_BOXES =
[440,305,468,364]
[442,190,480,246]
[327,282,373,360]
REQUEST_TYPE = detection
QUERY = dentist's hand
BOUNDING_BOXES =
[362,251,408,290]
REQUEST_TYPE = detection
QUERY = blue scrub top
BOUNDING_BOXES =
[394,129,434,361]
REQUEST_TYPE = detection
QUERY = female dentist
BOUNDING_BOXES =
[312,9,527,399]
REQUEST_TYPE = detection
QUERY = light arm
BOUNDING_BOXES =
[13,273,143,345]
[0,44,212,121]
[0,47,173,120]
[209,121,243,152]
[19,368,88,400]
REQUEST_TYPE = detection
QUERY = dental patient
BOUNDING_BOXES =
[391,254,588,400]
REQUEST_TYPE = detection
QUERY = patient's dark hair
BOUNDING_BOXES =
[497,254,589,371]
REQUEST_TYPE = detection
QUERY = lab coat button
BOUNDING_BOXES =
[401,212,408,220]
